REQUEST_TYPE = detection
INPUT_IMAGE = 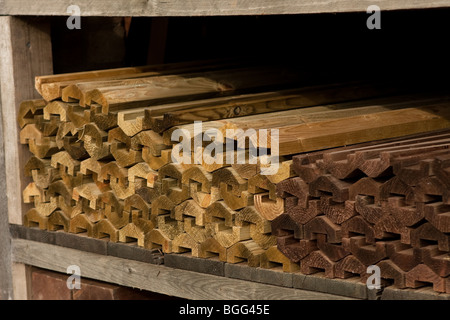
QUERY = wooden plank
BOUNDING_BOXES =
[1,0,450,16]
[85,66,304,114]
[145,81,403,134]
[164,96,450,152]
[61,60,245,105]
[0,82,14,300]
[276,103,450,155]
[224,262,294,287]
[11,239,353,300]
[381,286,450,300]
[0,16,53,225]
[0,16,53,301]
[164,253,225,277]
[40,59,241,102]
[292,273,368,300]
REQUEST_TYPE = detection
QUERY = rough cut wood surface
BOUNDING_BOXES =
[12,239,353,300]
[2,0,450,17]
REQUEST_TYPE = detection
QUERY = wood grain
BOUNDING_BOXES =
[2,0,449,16]
[11,239,353,300]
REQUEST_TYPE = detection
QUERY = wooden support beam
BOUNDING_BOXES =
[0,16,53,229]
[11,239,353,300]
[3,0,450,16]
[0,94,13,299]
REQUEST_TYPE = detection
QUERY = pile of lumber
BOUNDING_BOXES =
[273,130,450,293]
[18,60,450,293]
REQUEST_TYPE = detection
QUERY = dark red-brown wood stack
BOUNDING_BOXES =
[272,130,450,293]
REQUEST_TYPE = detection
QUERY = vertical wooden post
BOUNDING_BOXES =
[0,82,14,300]
[0,16,53,300]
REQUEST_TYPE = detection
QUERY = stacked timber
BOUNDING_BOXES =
[18,60,450,293]
[273,130,450,293]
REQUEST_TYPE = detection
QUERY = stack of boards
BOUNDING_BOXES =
[19,60,450,294]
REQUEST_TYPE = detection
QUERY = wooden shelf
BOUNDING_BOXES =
[10,226,450,300]
[12,238,356,300]
[1,0,450,16]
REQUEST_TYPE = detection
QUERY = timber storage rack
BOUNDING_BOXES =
[1,1,450,301]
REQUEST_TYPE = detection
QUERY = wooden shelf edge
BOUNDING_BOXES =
[10,226,450,300]
[11,238,356,300]
[1,0,450,17]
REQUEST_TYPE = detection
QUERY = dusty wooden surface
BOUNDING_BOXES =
[1,0,450,16]
[12,238,355,300]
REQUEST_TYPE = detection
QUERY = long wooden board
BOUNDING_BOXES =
[164,96,450,155]
[37,58,242,101]
[12,239,353,300]
[2,0,450,16]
